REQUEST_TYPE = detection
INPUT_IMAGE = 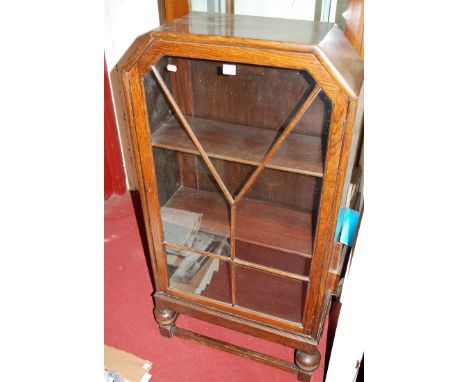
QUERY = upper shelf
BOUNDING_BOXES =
[151,115,324,177]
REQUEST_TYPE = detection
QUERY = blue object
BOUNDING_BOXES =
[334,207,360,247]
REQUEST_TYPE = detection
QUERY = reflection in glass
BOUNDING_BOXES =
[167,246,231,303]
[153,148,231,256]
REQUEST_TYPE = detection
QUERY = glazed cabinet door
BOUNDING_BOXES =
[141,55,333,331]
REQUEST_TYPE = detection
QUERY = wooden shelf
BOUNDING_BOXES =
[165,186,313,257]
[152,115,323,177]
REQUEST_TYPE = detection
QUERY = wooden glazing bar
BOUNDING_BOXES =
[164,242,310,281]
[230,204,236,306]
[151,65,235,205]
[238,239,312,259]
[164,242,228,262]
[173,327,298,374]
[234,258,309,282]
[233,85,322,207]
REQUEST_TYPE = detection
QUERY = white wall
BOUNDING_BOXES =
[325,228,365,382]
[104,0,159,70]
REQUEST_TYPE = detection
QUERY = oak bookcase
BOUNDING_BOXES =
[120,12,363,381]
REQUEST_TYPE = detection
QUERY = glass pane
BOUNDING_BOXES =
[153,148,231,256]
[143,54,331,325]
[167,246,231,303]
[143,60,232,257]
[272,90,332,173]
[143,58,179,138]
[235,265,307,323]
[236,242,311,277]
[189,0,348,30]
[235,168,321,277]
[152,56,316,197]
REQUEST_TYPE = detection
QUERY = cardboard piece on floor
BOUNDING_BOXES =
[104,345,152,382]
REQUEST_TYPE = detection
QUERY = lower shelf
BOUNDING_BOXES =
[164,186,314,257]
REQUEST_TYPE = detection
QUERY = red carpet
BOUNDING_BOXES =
[105,192,327,381]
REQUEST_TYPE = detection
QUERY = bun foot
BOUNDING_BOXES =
[154,307,177,338]
[295,349,321,382]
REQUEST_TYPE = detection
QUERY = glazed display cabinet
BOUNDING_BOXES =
[120,12,363,381]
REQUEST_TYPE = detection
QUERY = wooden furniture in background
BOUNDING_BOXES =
[120,12,363,381]
[344,0,364,59]
[164,0,189,22]
[226,0,234,14]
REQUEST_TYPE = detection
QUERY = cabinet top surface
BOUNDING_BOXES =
[153,12,335,50]
[145,12,363,98]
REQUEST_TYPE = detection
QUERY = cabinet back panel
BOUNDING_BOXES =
[153,147,180,206]
[187,59,327,137]
[143,59,174,135]
[176,152,321,213]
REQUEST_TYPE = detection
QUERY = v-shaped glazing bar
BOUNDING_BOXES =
[233,84,322,207]
[151,65,235,205]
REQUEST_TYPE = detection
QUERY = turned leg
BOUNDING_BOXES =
[295,349,321,382]
[154,307,177,338]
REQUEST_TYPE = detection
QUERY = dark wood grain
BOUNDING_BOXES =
[173,152,321,213]
[235,265,307,323]
[143,69,173,134]
[187,59,326,136]
[152,147,180,206]
[173,326,298,374]
[155,292,317,351]
[167,56,193,115]
[152,115,324,177]
[295,350,321,382]
[236,241,311,277]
